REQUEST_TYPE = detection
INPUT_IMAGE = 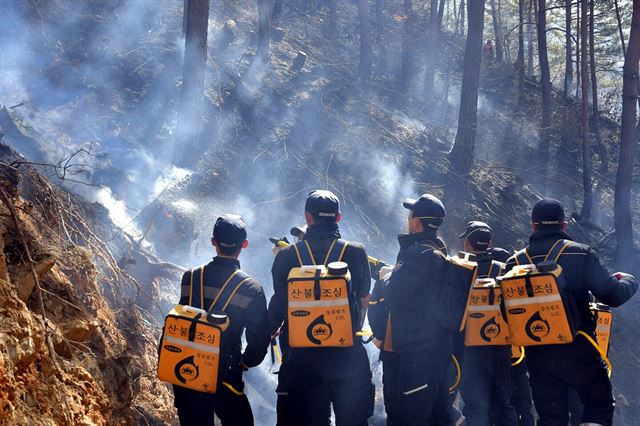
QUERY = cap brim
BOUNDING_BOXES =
[458,231,467,239]
[402,198,417,209]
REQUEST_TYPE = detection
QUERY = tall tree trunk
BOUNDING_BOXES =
[438,0,446,31]
[182,0,189,35]
[580,0,593,221]
[327,0,337,36]
[527,0,534,75]
[272,0,284,26]
[489,0,503,62]
[575,0,581,99]
[176,0,210,166]
[357,0,373,80]
[424,0,439,94]
[615,0,640,265]
[449,0,486,175]
[614,0,626,55]
[459,0,466,38]
[257,0,270,57]
[589,0,606,174]
[537,0,552,179]
[402,0,416,94]
[375,0,386,72]
[454,0,460,35]
[517,0,525,105]
[564,0,573,98]
[375,0,384,44]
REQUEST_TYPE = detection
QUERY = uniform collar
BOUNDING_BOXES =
[212,256,241,268]
[529,229,574,244]
[398,231,443,250]
[305,223,341,240]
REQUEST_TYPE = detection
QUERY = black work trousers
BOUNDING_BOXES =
[382,343,452,426]
[527,334,614,426]
[460,346,518,426]
[173,382,253,426]
[276,344,374,426]
[510,361,534,426]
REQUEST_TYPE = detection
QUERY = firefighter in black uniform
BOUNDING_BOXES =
[504,199,638,426]
[380,194,454,425]
[457,221,518,426]
[507,354,535,426]
[173,214,271,426]
[268,190,375,426]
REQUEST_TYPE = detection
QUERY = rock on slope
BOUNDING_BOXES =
[0,143,177,425]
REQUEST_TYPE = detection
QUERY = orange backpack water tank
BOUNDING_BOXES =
[157,267,250,393]
[287,240,354,348]
[500,240,577,347]
[591,302,612,355]
[464,278,511,346]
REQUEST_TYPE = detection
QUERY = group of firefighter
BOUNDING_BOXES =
[157,189,638,426]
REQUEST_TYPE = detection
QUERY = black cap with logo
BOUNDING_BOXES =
[305,190,340,223]
[403,194,446,228]
[459,221,492,251]
[213,214,247,254]
[531,198,566,226]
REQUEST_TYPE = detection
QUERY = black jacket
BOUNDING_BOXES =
[383,231,451,353]
[268,223,371,360]
[179,256,270,382]
[505,230,638,333]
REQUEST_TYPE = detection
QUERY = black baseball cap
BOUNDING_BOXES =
[459,221,492,250]
[531,198,566,226]
[403,194,446,218]
[213,214,247,252]
[305,190,340,222]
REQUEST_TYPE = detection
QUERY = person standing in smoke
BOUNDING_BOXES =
[504,199,638,426]
[270,223,331,426]
[457,221,518,426]
[268,190,375,425]
[378,194,455,425]
[172,215,271,426]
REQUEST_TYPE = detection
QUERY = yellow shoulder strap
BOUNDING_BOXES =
[206,270,240,312]
[304,240,318,265]
[322,240,338,265]
[544,240,573,263]
[188,268,195,306]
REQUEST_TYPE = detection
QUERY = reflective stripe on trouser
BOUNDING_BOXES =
[382,347,451,425]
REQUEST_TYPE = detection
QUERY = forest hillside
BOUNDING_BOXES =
[1,0,639,425]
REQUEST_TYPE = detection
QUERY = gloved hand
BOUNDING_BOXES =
[614,272,635,281]
[271,236,290,256]
[379,265,394,281]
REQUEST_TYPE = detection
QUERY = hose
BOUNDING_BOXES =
[449,354,461,393]
[511,347,525,367]
[577,331,612,378]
